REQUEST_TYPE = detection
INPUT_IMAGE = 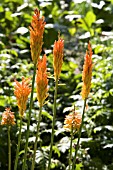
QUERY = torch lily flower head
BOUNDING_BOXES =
[30,8,46,64]
[53,36,64,80]
[81,42,93,100]
[36,54,49,107]
[14,77,31,117]
[1,108,15,126]
[64,111,82,132]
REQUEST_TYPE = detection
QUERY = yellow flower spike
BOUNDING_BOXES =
[81,42,93,100]
[64,111,82,132]
[36,54,49,107]
[29,8,46,64]
[14,77,31,117]
[53,36,64,80]
[1,108,15,126]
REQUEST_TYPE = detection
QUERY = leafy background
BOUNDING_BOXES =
[0,0,113,169]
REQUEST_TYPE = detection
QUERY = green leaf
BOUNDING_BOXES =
[0,96,6,106]
[68,27,76,36]
[78,11,96,33]
[109,89,113,96]
[42,111,53,121]
[85,11,96,27]
[52,146,60,157]
[19,150,25,156]
[5,11,13,21]
[94,44,105,54]
[76,163,83,170]
[0,6,4,12]
[107,0,113,4]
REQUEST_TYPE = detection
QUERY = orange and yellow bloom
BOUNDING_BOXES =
[36,54,48,107]
[30,9,46,64]
[81,42,93,100]
[64,111,82,132]
[53,36,64,80]
[1,108,15,126]
[14,77,31,117]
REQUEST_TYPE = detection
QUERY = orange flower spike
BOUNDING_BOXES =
[64,112,82,131]
[81,42,93,100]
[53,36,64,80]
[1,108,15,126]
[36,54,49,107]
[30,9,46,64]
[14,77,31,117]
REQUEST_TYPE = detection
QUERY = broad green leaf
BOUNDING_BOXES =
[85,11,96,27]
[68,27,76,36]
[78,11,96,33]
[5,11,13,21]
[94,44,105,54]
[0,6,4,12]
[0,97,6,106]
[76,163,83,170]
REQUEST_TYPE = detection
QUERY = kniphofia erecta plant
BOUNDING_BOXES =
[1,108,15,170]
[14,77,31,170]
[53,36,64,80]
[30,9,46,64]
[72,42,93,170]
[48,36,64,170]
[64,110,82,170]
[81,42,93,100]
[14,77,31,117]
[64,111,82,132]
[31,54,49,170]
[36,54,49,107]
[22,8,46,170]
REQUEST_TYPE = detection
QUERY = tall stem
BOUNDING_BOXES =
[22,63,37,170]
[14,117,22,170]
[48,78,58,170]
[8,125,11,170]
[69,127,73,170]
[31,106,42,170]
[72,99,87,170]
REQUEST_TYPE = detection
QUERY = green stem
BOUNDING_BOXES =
[72,99,87,170]
[8,125,11,170]
[69,127,73,170]
[31,106,42,170]
[22,63,37,170]
[48,78,58,170]
[14,117,22,170]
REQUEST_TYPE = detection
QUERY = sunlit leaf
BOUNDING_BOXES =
[52,146,60,157]
[57,137,70,153]
[103,144,113,149]
[5,11,13,21]
[68,27,76,36]
[42,111,53,121]
[15,27,28,35]
[76,163,83,170]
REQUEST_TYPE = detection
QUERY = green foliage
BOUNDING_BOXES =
[0,0,113,169]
